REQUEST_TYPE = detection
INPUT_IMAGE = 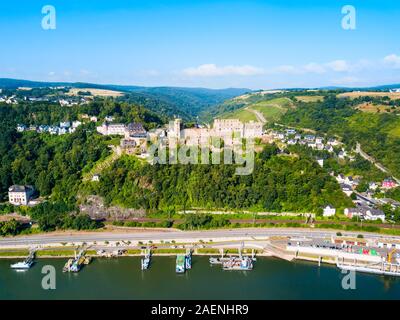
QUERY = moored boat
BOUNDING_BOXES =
[176,254,186,273]
[222,256,253,271]
[10,258,33,270]
[185,251,192,269]
[141,251,151,270]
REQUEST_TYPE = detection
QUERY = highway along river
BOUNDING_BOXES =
[0,256,399,299]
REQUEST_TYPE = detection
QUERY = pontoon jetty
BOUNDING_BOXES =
[141,249,152,270]
[63,250,92,273]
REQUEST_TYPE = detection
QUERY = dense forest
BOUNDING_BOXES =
[88,144,352,214]
[0,98,166,233]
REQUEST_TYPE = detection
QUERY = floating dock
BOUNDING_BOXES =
[209,257,231,265]
[185,249,192,270]
[63,250,91,273]
[141,249,151,270]
[176,254,186,274]
[210,247,256,270]
[222,256,253,271]
[337,261,400,277]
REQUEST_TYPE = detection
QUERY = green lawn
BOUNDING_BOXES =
[250,98,293,122]
[220,97,293,123]
[221,109,258,122]
[0,250,29,257]
[295,95,324,102]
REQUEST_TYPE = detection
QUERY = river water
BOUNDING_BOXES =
[0,256,399,299]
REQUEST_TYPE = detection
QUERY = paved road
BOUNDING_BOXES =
[0,228,398,247]
[355,142,400,183]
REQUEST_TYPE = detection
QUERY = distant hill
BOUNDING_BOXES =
[0,78,250,119]
[201,90,290,122]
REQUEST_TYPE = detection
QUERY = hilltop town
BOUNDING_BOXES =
[0,83,399,239]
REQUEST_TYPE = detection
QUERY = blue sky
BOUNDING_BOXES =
[0,0,400,89]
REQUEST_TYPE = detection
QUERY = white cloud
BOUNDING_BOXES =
[272,65,299,74]
[181,54,398,81]
[302,63,326,74]
[326,60,350,72]
[182,64,264,77]
[48,71,56,76]
[383,54,400,68]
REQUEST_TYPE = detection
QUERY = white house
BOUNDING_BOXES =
[344,206,385,222]
[8,185,35,206]
[327,138,340,146]
[364,209,386,222]
[315,137,324,144]
[323,205,336,217]
[96,123,126,136]
[345,176,354,186]
[58,127,68,135]
[338,151,346,160]
[72,121,82,129]
[340,183,353,197]
[368,182,379,191]
[60,121,71,128]
[325,145,334,153]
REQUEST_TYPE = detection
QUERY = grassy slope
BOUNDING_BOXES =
[221,108,258,122]
[218,96,294,123]
[251,98,293,122]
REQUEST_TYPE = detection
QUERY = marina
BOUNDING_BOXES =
[2,235,400,298]
[4,234,400,278]
[2,256,400,299]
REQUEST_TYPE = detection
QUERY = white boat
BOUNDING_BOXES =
[10,259,33,270]
[141,250,151,270]
[185,251,192,269]
[141,255,151,270]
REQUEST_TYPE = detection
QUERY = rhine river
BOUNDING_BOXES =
[0,256,399,299]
